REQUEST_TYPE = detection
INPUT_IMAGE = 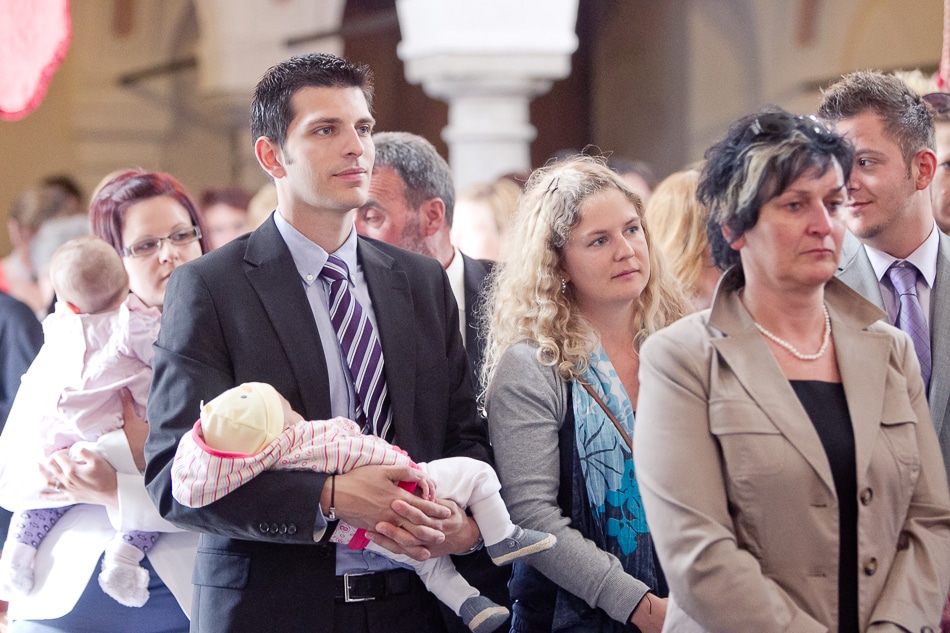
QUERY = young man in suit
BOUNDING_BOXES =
[355,132,494,382]
[145,53,492,633]
[819,71,950,491]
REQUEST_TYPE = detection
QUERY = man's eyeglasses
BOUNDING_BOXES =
[923,92,950,115]
[122,226,202,258]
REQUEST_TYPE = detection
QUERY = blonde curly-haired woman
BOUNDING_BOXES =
[482,156,689,633]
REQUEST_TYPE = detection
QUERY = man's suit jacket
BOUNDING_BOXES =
[0,291,41,551]
[0,291,42,427]
[145,216,492,633]
[461,254,493,383]
[635,270,950,632]
[837,230,950,489]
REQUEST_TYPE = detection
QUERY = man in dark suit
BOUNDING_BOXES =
[145,53,491,633]
[355,132,494,383]
[353,131,505,632]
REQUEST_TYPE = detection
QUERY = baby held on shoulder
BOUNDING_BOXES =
[171,382,556,633]
[0,237,162,609]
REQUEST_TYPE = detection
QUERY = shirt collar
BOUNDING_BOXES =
[864,219,939,289]
[273,209,360,286]
[445,247,463,277]
[445,247,465,297]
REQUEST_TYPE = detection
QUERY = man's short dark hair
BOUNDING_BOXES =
[817,70,934,167]
[250,53,374,148]
[372,132,456,225]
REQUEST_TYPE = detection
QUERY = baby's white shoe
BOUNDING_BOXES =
[98,538,149,607]
[0,540,38,598]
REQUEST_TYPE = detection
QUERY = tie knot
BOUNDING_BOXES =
[321,255,350,284]
[887,261,920,296]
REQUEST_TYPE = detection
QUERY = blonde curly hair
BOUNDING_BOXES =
[644,168,707,298]
[480,156,689,392]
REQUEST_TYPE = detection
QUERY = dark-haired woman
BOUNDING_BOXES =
[0,170,208,632]
[634,109,950,632]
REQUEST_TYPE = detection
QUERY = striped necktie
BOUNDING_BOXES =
[320,255,393,441]
[887,260,932,390]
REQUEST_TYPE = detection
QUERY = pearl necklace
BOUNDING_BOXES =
[753,304,831,361]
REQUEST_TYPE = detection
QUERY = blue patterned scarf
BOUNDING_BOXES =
[572,346,650,557]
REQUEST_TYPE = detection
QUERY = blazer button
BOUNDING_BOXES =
[859,488,873,505]
[259,522,270,533]
[279,524,288,534]
[863,557,878,576]
[287,524,297,535]
[270,523,279,533]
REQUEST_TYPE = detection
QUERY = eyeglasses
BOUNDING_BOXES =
[122,226,202,258]
[923,92,950,114]
[742,112,834,145]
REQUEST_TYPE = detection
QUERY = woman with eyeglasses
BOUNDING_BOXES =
[483,156,689,632]
[634,109,950,633]
[0,170,207,632]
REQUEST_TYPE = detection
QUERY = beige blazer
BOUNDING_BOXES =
[635,270,950,633]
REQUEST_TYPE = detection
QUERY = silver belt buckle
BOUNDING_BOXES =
[343,571,376,602]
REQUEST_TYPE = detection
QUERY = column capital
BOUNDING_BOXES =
[396,0,579,187]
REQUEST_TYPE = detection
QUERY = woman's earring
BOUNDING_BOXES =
[560,278,568,294]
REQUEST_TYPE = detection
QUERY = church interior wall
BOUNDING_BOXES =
[0,0,943,255]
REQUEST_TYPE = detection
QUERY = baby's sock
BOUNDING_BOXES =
[122,530,159,554]
[12,507,69,547]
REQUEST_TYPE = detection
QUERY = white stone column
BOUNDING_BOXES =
[396,0,579,189]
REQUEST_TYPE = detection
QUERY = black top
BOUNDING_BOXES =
[790,380,857,633]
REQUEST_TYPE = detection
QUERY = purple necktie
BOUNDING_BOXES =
[321,255,393,441]
[888,261,931,389]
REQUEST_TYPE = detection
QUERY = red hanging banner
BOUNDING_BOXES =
[0,0,72,121]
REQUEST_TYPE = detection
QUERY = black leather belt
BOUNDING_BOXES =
[334,569,417,602]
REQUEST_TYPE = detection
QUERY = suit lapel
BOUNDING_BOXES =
[929,234,950,437]
[462,255,480,354]
[709,278,836,494]
[836,232,885,311]
[711,334,837,494]
[461,254,492,374]
[828,300,892,478]
[244,219,332,420]
[708,274,889,495]
[358,239,417,451]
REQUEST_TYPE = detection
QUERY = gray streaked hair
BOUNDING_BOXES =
[372,132,455,225]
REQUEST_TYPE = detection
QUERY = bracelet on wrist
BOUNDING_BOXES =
[328,474,337,521]
[461,536,483,555]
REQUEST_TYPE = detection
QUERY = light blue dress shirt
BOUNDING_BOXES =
[273,211,401,574]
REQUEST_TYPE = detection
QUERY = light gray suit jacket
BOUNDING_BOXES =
[837,230,950,490]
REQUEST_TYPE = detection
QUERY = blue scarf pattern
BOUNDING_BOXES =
[572,346,649,556]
